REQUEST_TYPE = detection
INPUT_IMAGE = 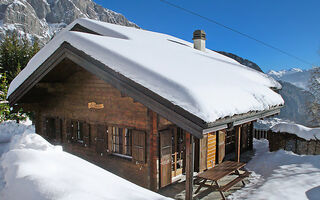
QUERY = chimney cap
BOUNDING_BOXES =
[193,30,206,40]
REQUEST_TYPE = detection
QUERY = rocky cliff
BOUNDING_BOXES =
[217,51,263,72]
[0,0,138,45]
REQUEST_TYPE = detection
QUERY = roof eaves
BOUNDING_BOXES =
[202,105,283,134]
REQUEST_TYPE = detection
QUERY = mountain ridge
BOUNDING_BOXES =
[0,0,139,45]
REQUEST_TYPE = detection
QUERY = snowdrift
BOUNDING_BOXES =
[0,121,170,200]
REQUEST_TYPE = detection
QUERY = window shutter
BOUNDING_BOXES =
[96,124,106,154]
[83,122,90,147]
[55,118,62,143]
[66,120,74,143]
[132,130,146,163]
[43,117,48,138]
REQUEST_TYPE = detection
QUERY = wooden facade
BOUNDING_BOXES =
[16,58,255,194]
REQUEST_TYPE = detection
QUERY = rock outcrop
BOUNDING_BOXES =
[0,0,138,45]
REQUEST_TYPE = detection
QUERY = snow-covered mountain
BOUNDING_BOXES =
[268,68,311,91]
[0,0,139,45]
[268,68,316,126]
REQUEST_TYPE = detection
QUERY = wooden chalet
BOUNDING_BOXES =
[7,19,283,199]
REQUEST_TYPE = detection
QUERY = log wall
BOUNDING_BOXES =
[22,64,174,190]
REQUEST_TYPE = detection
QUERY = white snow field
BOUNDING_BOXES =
[8,18,283,123]
[230,139,320,200]
[255,118,320,140]
[0,121,171,200]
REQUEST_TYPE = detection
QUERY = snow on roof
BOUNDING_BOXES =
[8,18,284,123]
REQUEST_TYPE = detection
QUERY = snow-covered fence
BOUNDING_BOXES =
[267,131,320,155]
[253,129,270,140]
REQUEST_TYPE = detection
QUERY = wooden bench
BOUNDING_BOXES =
[194,161,251,200]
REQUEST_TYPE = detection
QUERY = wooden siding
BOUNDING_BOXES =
[206,132,216,169]
[22,61,158,189]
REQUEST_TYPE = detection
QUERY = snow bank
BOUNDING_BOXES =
[255,118,320,140]
[230,139,320,200]
[8,18,284,123]
[0,122,171,200]
[272,122,320,141]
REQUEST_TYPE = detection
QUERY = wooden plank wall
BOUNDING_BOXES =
[22,61,176,190]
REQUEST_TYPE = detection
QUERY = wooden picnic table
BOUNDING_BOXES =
[194,161,251,200]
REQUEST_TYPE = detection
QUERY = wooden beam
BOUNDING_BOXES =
[185,132,194,200]
[235,125,241,162]
[149,110,158,191]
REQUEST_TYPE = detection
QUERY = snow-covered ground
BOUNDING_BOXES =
[255,118,320,140]
[230,139,320,200]
[0,121,171,200]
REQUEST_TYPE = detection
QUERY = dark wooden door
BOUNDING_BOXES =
[96,124,107,155]
[217,130,226,164]
[160,129,172,188]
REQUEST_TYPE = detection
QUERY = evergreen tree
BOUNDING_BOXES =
[0,32,40,83]
[0,32,39,122]
[0,73,26,122]
[0,73,10,122]
[307,66,320,126]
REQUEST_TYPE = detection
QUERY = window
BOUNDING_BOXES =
[112,127,132,157]
[69,121,84,143]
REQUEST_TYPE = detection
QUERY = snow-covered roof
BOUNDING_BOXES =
[8,18,284,123]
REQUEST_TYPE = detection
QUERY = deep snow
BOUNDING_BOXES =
[0,121,171,200]
[8,18,284,123]
[230,139,320,200]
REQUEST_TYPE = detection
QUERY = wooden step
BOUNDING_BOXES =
[220,171,251,192]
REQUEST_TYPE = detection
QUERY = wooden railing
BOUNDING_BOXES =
[253,129,269,139]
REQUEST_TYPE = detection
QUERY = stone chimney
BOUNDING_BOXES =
[192,30,206,52]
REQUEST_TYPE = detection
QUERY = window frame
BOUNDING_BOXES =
[111,127,132,159]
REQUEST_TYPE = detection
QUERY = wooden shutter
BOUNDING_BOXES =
[199,134,208,172]
[83,122,90,147]
[42,117,47,138]
[66,120,75,143]
[108,127,113,153]
[96,124,107,154]
[55,118,62,143]
[241,124,248,150]
[159,129,172,188]
[217,130,226,164]
[132,130,146,163]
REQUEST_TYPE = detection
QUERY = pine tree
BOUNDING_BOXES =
[0,32,40,83]
[0,72,26,122]
[0,73,10,122]
[307,66,320,126]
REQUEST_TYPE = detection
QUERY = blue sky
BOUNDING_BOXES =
[93,0,320,72]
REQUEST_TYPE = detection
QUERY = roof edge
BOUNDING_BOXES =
[203,106,282,134]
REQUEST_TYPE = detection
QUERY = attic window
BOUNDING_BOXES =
[167,39,189,47]
[70,24,101,35]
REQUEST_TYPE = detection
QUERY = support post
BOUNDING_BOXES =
[149,110,159,191]
[185,132,194,200]
[235,125,241,162]
[248,122,253,150]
